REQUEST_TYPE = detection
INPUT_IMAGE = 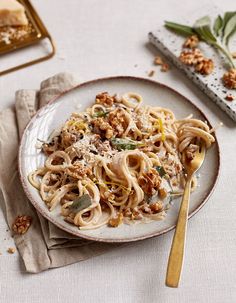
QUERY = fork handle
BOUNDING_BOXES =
[165,176,192,288]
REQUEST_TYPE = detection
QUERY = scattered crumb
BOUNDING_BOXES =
[12,215,32,235]
[148,70,155,77]
[75,104,82,110]
[161,63,170,72]
[225,94,235,101]
[232,52,236,59]
[56,49,66,60]
[153,55,170,72]
[154,56,163,65]
[0,252,2,256]
[57,56,66,60]
[7,247,15,254]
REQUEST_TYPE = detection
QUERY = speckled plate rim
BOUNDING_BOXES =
[18,76,220,243]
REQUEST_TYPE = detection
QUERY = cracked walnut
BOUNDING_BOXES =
[12,215,32,235]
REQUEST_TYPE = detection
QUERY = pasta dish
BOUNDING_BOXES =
[29,92,215,230]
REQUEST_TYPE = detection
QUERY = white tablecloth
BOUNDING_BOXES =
[0,0,235,302]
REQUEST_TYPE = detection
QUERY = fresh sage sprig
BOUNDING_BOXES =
[165,12,236,68]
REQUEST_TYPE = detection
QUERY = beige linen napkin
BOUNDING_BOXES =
[0,73,121,273]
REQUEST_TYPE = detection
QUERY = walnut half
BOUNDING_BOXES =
[223,68,236,89]
[179,48,204,65]
[95,92,116,107]
[12,215,32,235]
[91,117,114,139]
[183,35,199,49]
[138,168,161,195]
[194,59,214,75]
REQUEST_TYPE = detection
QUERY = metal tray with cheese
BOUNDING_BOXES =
[0,0,55,76]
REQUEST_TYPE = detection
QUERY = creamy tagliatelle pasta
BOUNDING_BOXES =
[29,92,215,230]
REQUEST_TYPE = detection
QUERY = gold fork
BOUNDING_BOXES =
[165,142,206,288]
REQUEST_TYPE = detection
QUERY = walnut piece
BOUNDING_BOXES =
[161,63,170,72]
[12,215,32,235]
[225,94,235,101]
[148,70,155,77]
[179,48,204,65]
[185,144,198,160]
[108,108,127,137]
[183,35,199,48]
[159,188,167,199]
[108,213,123,227]
[194,58,214,75]
[138,168,161,195]
[154,56,163,65]
[65,161,92,179]
[7,247,16,254]
[223,68,236,89]
[95,92,116,107]
[91,117,114,139]
[150,201,163,213]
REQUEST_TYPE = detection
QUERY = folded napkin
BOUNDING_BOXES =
[0,73,121,273]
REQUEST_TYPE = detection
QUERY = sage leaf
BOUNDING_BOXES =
[194,15,211,28]
[111,138,138,150]
[69,194,92,213]
[164,21,194,36]
[194,25,217,44]
[193,16,217,44]
[213,15,223,36]
[220,11,236,39]
[202,26,217,42]
[223,12,236,28]
[155,166,166,178]
[223,14,236,46]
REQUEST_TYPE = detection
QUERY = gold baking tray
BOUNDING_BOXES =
[0,0,56,76]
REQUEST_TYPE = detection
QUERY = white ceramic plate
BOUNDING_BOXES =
[19,76,220,243]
